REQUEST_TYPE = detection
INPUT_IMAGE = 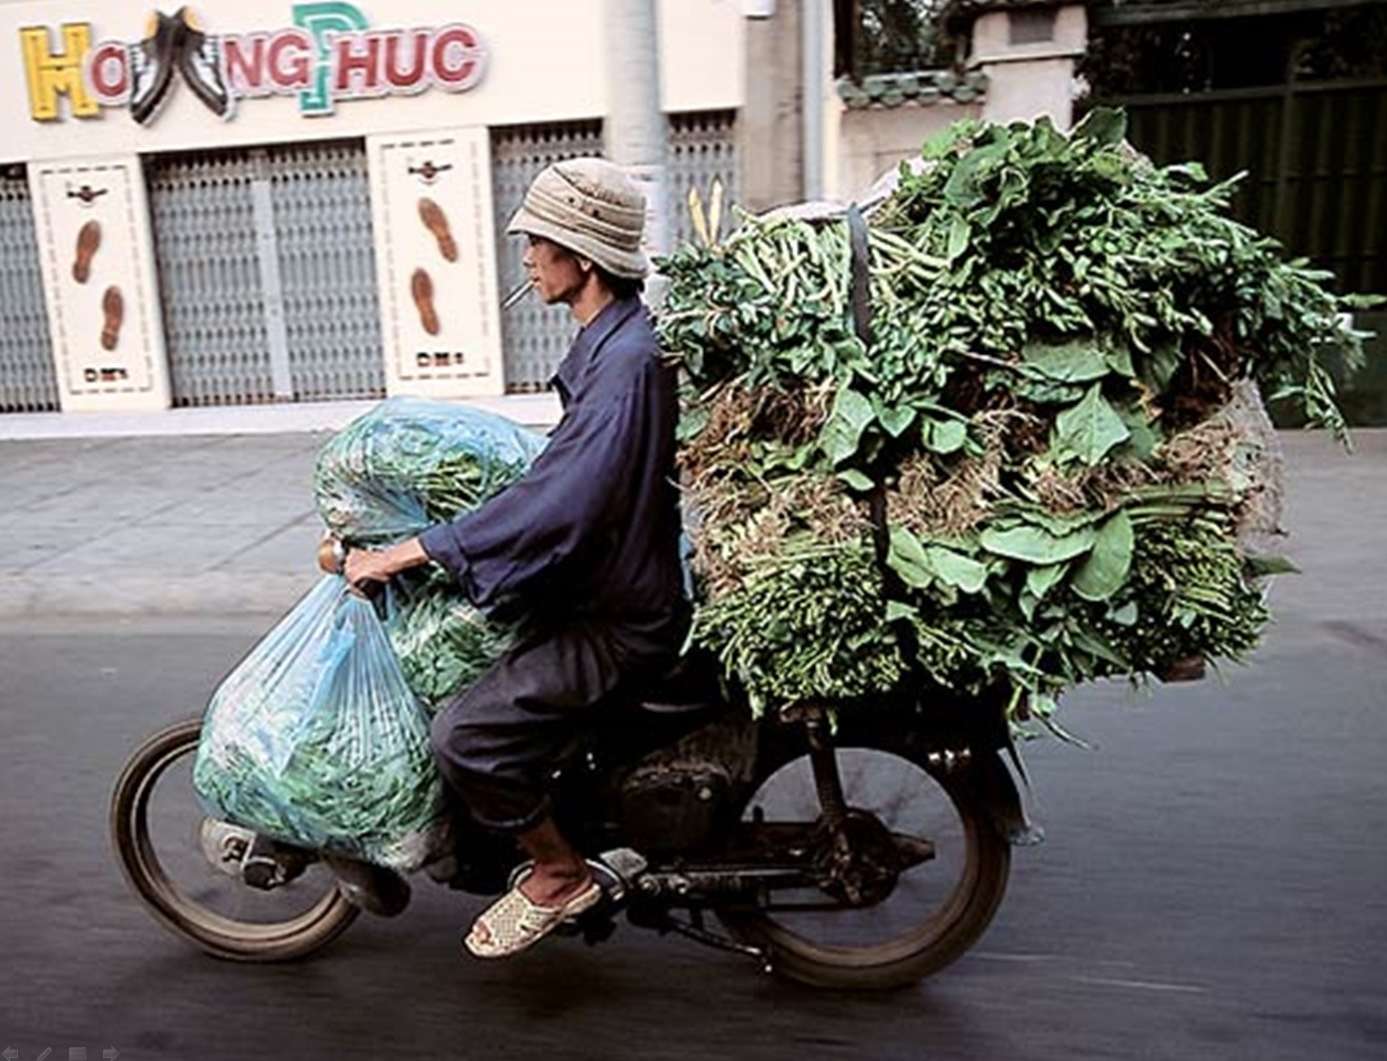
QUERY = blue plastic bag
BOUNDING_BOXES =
[314,397,548,546]
[193,576,445,871]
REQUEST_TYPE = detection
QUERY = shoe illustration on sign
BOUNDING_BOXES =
[128,11,179,125]
[72,220,102,283]
[128,7,233,125]
[177,7,233,119]
[411,269,440,336]
[418,198,458,263]
[101,285,125,351]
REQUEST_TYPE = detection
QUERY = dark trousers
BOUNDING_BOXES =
[429,608,686,833]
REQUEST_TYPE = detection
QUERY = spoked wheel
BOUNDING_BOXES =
[718,744,1010,989]
[111,718,359,962]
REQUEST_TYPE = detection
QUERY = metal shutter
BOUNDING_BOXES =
[0,166,60,413]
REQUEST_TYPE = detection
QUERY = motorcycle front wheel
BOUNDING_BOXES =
[717,744,1010,989]
[110,717,359,962]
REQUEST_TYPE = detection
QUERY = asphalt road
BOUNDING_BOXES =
[2,433,1384,1061]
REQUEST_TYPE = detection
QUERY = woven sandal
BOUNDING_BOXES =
[464,871,603,959]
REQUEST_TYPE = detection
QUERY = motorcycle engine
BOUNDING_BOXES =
[617,718,757,855]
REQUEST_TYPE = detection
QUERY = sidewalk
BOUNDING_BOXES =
[1,425,1384,622]
[0,394,562,441]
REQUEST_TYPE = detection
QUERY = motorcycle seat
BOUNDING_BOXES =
[633,651,724,715]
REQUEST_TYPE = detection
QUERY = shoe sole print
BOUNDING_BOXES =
[73,220,101,284]
[418,197,458,262]
[101,285,124,351]
[411,268,440,336]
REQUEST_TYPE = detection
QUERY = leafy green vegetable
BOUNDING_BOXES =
[658,110,1365,735]
[1072,510,1135,601]
[1054,385,1131,466]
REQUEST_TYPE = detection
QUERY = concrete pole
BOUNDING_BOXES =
[801,0,827,201]
[604,0,671,284]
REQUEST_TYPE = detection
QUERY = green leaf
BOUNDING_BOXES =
[887,527,934,589]
[1104,342,1136,379]
[1142,337,1183,392]
[1019,590,1040,623]
[943,141,1007,208]
[921,125,960,162]
[886,599,919,622]
[1107,601,1139,626]
[1245,553,1301,577]
[1071,627,1131,669]
[1025,562,1068,600]
[923,417,968,454]
[1008,375,1087,405]
[876,403,917,438]
[819,387,874,464]
[946,215,970,264]
[1072,510,1134,601]
[925,545,989,594]
[980,523,1097,564]
[1114,401,1160,461]
[1010,505,1102,536]
[1022,339,1110,383]
[836,469,874,492]
[1054,384,1130,465]
[1072,107,1127,148]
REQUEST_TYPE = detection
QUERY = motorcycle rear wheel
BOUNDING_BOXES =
[717,745,1010,990]
[110,717,359,962]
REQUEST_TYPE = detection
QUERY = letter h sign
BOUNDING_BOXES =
[20,23,100,121]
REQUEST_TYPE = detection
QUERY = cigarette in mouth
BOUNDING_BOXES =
[502,280,533,310]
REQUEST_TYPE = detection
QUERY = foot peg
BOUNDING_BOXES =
[199,819,313,890]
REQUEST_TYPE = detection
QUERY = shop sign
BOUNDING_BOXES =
[20,3,487,124]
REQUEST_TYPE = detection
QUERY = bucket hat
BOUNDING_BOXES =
[507,158,649,279]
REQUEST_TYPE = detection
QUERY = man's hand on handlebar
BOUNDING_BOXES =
[317,534,432,597]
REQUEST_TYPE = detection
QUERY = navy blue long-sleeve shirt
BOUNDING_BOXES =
[419,296,685,621]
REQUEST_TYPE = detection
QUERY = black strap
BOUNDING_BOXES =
[846,204,873,349]
[845,204,888,566]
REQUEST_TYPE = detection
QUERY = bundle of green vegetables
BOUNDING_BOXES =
[194,576,446,870]
[196,402,547,868]
[316,396,546,547]
[314,398,546,709]
[658,110,1377,733]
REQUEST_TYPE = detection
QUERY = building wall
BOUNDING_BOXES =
[1,0,745,165]
[836,101,982,202]
[0,0,746,413]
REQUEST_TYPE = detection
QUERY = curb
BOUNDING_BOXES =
[0,394,562,441]
[0,572,320,618]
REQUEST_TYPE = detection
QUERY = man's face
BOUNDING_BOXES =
[523,235,587,304]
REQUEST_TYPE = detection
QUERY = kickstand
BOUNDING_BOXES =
[660,910,772,974]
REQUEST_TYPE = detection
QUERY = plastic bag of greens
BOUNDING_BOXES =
[193,576,446,872]
[383,569,513,713]
[315,397,547,546]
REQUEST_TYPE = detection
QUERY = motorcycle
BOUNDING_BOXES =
[111,640,1036,990]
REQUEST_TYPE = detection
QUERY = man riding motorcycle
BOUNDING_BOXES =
[339,158,688,959]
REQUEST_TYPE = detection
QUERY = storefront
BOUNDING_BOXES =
[0,0,745,413]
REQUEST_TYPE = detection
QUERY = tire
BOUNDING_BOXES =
[110,718,359,962]
[717,744,1010,990]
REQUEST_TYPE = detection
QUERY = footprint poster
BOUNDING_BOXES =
[29,156,170,410]
[368,128,504,398]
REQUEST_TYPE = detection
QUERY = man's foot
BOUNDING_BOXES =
[520,863,594,906]
[464,867,601,959]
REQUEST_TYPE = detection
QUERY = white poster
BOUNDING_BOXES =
[369,126,504,397]
[29,154,170,410]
